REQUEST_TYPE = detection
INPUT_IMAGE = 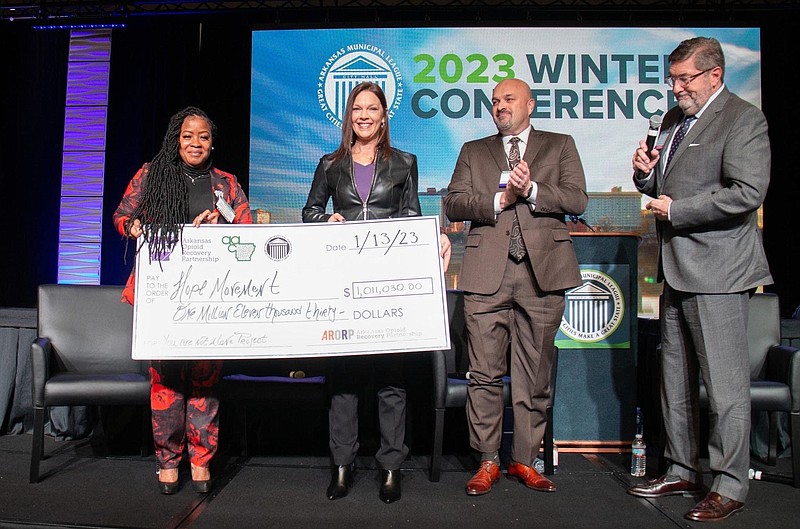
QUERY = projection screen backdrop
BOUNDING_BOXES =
[249,27,762,315]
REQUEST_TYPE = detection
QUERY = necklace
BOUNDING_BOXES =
[184,172,210,185]
[351,141,377,166]
[352,155,377,220]
[182,161,211,185]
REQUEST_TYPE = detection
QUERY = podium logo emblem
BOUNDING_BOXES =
[317,44,403,127]
[560,269,624,343]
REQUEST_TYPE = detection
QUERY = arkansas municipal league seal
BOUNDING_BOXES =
[264,236,291,261]
[560,269,624,343]
[317,43,404,128]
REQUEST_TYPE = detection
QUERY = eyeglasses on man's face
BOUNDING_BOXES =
[665,68,715,88]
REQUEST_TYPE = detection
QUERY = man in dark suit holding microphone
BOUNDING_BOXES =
[445,78,587,496]
[628,37,772,523]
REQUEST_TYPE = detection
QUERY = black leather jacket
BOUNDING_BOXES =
[302,148,421,222]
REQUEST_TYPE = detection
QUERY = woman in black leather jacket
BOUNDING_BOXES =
[302,98,420,222]
[303,82,449,504]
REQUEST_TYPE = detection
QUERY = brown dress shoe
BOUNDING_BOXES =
[628,474,702,498]
[466,461,501,496]
[507,461,556,492]
[685,492,744,522]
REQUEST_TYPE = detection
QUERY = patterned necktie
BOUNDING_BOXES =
[507,137,527,261]
[666,115,695,169]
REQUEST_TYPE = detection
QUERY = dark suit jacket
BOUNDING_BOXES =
[302,148,420,223]
[445,129,587,295]
[634,87,772,293]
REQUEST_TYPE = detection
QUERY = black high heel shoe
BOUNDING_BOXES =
[158,467,179,495]
[379,469,401,503]
[326,463,355,500]
[192,479,213,494]
[191,465,213,494]
[159,480,179,495]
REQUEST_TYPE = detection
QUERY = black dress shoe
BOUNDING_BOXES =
[326,463,355,500]
[379,469,401,504]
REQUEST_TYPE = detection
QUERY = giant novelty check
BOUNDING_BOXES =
[132,216,450,359]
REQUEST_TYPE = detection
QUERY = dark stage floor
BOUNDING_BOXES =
[1,432,798,529]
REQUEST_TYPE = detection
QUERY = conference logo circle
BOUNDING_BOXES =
[560,269,624,343]
[264,236,291,261]
[317,44,404,128]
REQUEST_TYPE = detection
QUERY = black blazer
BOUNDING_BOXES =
[302,148,421,222]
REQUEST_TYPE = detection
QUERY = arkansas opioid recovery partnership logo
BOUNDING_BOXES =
[317,43,404,127]
[560,269,624,343]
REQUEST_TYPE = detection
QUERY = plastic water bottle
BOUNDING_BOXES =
[631,434,647,477]
[631,407,646,476]
[533,442,559,474]
[553,442,559,471]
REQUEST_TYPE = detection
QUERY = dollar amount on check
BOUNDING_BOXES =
[132,216,451,359]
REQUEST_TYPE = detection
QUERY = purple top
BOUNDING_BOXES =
[353,161,375,202]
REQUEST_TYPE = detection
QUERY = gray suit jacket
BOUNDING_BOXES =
[634,87,773,293]
[445,129,587,295]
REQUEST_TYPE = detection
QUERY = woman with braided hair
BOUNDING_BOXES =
[113,106,252,494]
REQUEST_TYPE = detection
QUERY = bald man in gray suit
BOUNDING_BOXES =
[445,79,587,496]
[628,37,772,523]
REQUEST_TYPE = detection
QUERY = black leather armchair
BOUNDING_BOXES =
[696,292,800,487]
[30,284,150,483]
[430,289,558,482]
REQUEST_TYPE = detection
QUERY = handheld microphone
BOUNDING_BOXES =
[634,114,663,179]
[644,114,663,152]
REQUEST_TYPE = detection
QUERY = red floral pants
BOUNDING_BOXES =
[149,360,222,469]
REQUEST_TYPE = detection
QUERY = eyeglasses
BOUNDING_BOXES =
[665,68,714,88]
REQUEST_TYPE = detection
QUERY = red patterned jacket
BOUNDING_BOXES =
[113,163,253,304]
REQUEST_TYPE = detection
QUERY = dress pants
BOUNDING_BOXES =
[328,355,409,470]
[465,256,564,466]
[150,360,221,470]
[660,284,751,502]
